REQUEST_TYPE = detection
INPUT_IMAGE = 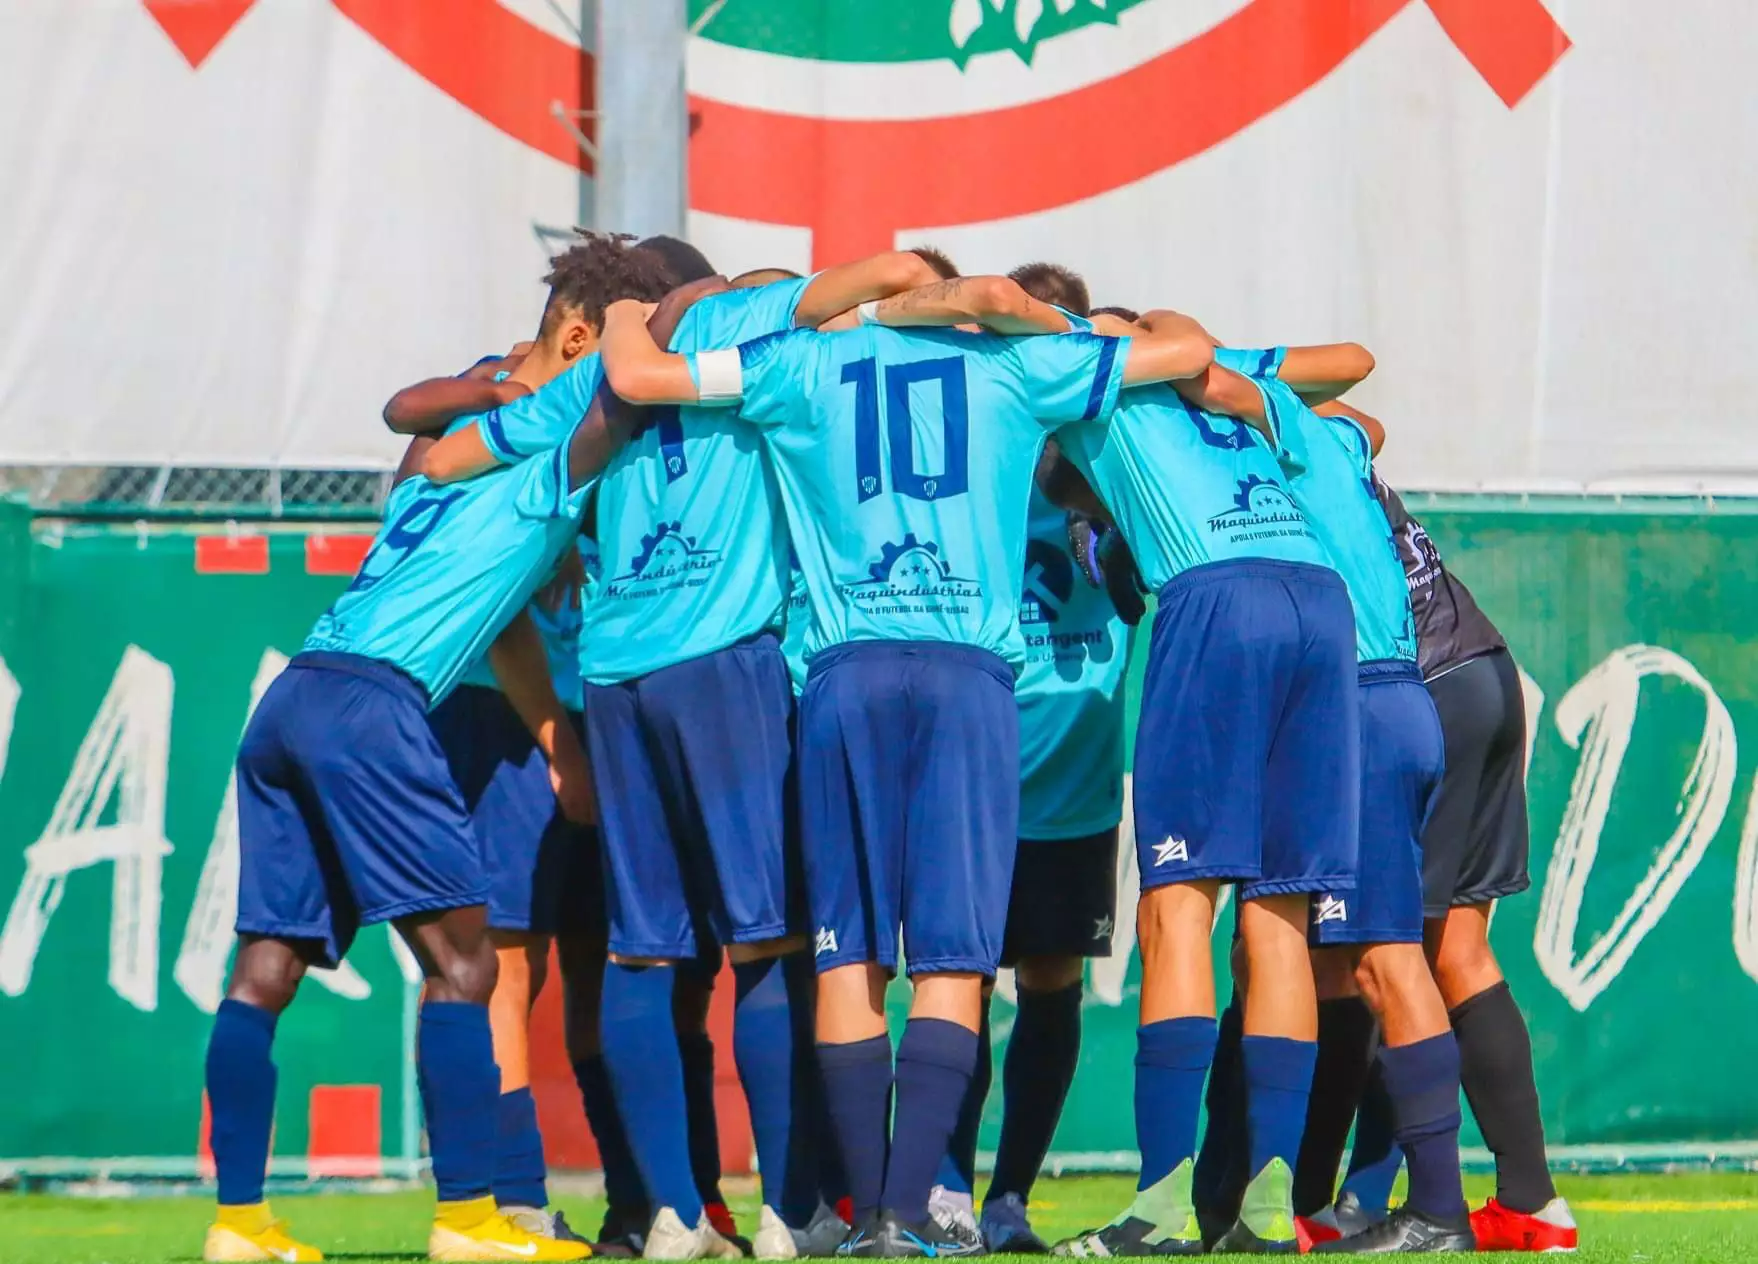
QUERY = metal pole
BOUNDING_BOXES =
[595,0,689,239]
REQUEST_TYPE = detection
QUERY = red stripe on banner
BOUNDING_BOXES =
[1423,0,1571,108]
[307,1084,383,1178]
[198,1090,216,1180]
[195,535,270,575]
[332,0,594,172]
[689,0,1413,268]
[305,534,374,576]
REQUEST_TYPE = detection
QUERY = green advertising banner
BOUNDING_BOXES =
[2,502,1756,1176]
[0,520,417,1178]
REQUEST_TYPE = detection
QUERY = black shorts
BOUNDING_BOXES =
[1000,828,1119,967]
[1421,648,1531,917]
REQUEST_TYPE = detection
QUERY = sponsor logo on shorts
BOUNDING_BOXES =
[839,534,982,619]
[1314,895,1350,925]
[1152,836,1189,867]
[1091,914,1114,941]
[814,926,839,957]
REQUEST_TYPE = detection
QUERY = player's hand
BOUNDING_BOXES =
[1100,533,1148,627]
[1067,512,1106,588]
[549,748,599,826]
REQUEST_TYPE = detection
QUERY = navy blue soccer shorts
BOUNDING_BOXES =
[1001,828,1120,967]
[234,651,485,968]
[1311,666,1445,946]
[427,684,604,938]
[1134,559,1359,901]
[798,640,1019,978]
[583,633,799,960]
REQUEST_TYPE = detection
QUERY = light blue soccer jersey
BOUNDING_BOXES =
[469,352,606,464]
[1056,381,1328,593]
[1251,372,1416,665]
[450,369,587,708]
[1017,490,1131,839]
[700,324,1129,668]
[781,552,810,696]
[304,437,594,708]
[580,279,808,684]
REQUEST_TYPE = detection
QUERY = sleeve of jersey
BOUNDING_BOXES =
[671,278,811,353]
[513,438,593,521]
[715,330,807,426]
[480,360,596,464]
[1250,376,1310,468]
[1014,332,1129,426]
[1213,345,1288,380]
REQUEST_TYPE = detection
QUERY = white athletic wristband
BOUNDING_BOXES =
[856,300,882,326]
[693,349,745,405]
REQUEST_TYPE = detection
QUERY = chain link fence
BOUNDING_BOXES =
[0,465,389,521]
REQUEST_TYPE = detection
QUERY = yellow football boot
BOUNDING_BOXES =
[203,1202,325,1262]
[429,1196,592,1261]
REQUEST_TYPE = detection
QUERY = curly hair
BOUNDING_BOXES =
[1009,262,1091,318]
[540,229,676,335]
[1091,304,1141,324]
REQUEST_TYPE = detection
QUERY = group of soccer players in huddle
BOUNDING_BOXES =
[201,231,1581,1262]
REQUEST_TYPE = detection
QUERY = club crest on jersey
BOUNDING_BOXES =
[839,533,982,614]
[814,927,839,957]
[603,521,721,600]
[1313,895,1349,925]
[1152,836,1189,867]
[1206,476,1309,539]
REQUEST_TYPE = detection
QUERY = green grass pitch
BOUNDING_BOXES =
[3,1172,1756,1262]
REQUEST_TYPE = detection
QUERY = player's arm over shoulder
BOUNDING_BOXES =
[1173,363,1278,444]
[382,357,531,435]
[793,250,942,328]
[1312,398,1386,457]
[1279,342,1375,405]
[1119,310,1215,386]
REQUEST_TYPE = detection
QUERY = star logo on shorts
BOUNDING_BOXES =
[1091,915,1114,941]
[1314,895,1349,925]
[1152,836,1189,867]
[814,927,839,957]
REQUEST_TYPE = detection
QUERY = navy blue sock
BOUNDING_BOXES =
[1241,1035,1317,1181]
[206,999,278,1206]
[1135,1017,1218,1190]
[572,1055,648,1225]
[601,965,702,1223]
[813,1064,852,1209]
[883,1018,979,1223]
[678,1030,725,1208]
[819,1035,893,1222]
[733,955,813,1218]
[1379,1034,1467,1222]
[1341,1061,1401,1215]
[987,983,1081,1204]
[1193,996,1246,1220]
[936,995,992,1198]
[419,1001,500,1203]
[493,1087,549,1209]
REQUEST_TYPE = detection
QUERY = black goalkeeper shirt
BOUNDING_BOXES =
[1374,477,1506,680]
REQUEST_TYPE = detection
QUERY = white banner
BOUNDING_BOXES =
[0,0,1752,490]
